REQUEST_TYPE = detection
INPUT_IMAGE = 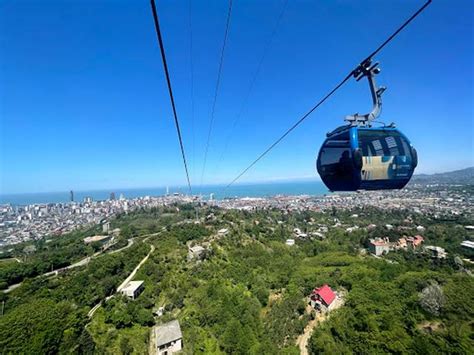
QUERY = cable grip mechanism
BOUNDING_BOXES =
[345,59,387,127]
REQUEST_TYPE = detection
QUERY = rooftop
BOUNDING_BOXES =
[461,240,474,249]
[83,235,110,244]
[312,284,336,306]
[122,280,144,293]
[154,320,182,347]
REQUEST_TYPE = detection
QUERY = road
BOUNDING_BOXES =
[117,243,155,292]
[3,238,134,294]
[108,238,134,254]
[3,230,164,294]
[88,242,155,318]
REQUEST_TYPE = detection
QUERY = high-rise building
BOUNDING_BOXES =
[110,192,116,200]
[70,190,74,202]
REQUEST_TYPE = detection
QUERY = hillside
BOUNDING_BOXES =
[1,204,473,354]
[411,167,474,185]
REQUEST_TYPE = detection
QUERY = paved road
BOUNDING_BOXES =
[3,238,136,294]
[88,243,155,318]
[117,243,155,292]
[109,238,134,254]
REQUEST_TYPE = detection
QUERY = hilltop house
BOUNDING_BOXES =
[425,246,447,259]
[310,284,336,311]
[408,235,424,248]
[153,320,183,355]
[187,245,206,261]
[120,281,144,300]
[369,237,391,256]
[397,235,424,250]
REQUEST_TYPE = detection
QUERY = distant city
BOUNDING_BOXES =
[1,175,472,248]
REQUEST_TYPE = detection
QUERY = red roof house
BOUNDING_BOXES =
[310,284,336,307]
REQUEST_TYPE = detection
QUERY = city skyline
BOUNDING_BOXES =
[1,0,473,194]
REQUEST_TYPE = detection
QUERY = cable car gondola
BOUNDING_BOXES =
[317,60,418,191]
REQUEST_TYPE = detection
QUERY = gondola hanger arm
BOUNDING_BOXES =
[345,59,386,127]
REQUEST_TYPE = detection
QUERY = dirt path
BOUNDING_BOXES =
[296,306,324,355]
[117,244,155,292]
[88,243,155,318]
[296,295,345,355]
[3,235,145,294]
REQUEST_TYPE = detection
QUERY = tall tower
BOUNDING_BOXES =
[70,190,74,202]
[110,192,116,200]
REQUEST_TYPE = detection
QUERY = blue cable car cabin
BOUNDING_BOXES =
[317,125,417,191]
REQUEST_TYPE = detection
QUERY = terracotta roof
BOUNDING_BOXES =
[312,284,336,306]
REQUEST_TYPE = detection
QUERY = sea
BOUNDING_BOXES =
[0,180,331,206]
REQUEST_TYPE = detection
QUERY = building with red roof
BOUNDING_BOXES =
[310,284,336,308]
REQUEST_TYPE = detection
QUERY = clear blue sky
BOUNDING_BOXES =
[1,0,472,194]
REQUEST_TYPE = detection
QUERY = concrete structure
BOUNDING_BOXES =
[285,239,295,246]
[102,221,110,234]
[397,235,424,250]
[187,245,206,261]
[369,237,391,256]
[153,320,183,355]
[83,235,111,244]
[153,306,165,317]
[120,280,144,300]
[461,240,474,250]
[218,228,229,236]
[425,246,447,259]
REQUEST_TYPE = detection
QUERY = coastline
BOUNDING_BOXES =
[0,180,328,206]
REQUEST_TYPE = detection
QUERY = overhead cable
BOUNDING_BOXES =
[188,0,196,179]
[150,0,192,193]
[200,0,234,186]
[213,0,289,174]
[225,0,432,189]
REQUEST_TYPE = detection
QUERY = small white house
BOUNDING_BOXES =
[369,238,391,256]
[187,245,206,261]
[416,225,426,232]
[153,320,183,355]
[425,246,447,259]
[286,239,295,246]
[218,228,229,236]
[120,281,144,300]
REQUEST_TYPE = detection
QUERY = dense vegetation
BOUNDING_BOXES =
[1,203,473,354]
[0,240,149,353]
[0,225,102,289]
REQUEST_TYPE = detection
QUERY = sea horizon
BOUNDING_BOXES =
[0,180,330,206]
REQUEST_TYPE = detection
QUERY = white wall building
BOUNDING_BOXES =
[153,320,183,355]
[120,280,144,300]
